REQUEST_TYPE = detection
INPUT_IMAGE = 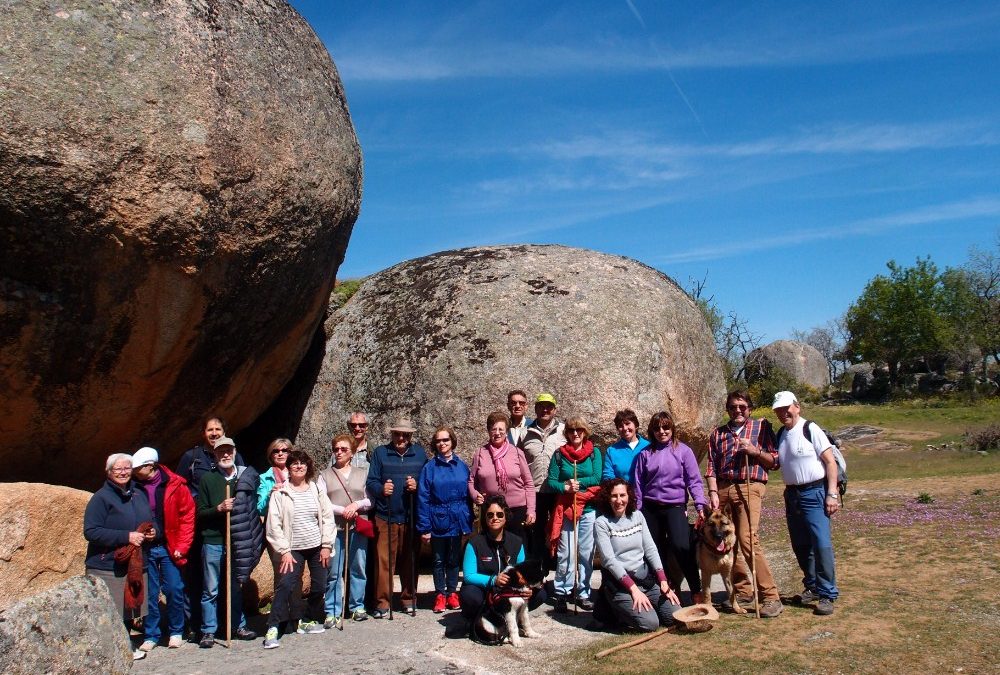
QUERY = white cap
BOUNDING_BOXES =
[131,446,159,468]
[213,436,236,450]
[771,391,798,409]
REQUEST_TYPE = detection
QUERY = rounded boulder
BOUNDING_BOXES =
[748,340,831,392]
[0,0,362,487]
[296,245,725,465]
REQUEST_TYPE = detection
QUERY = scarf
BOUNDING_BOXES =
[559,439,594,463]
[547,486,601,556]
[488,441,512,492]
[139,469,163,513]
[114,521,154,611]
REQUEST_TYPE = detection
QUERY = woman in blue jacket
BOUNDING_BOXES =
[418,426,473,613]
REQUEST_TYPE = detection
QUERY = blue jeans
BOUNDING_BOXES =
[430,536,462,594]
[144,545,185,642]
[554,509,595,599]
[200,543,245,634]
[325,527,368,617]
[784,483,839,600]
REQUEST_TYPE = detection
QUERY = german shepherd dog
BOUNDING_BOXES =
[697,503,745,614]
[474,558,545,647]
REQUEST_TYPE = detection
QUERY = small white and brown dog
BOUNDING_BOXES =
[474,559,545,647]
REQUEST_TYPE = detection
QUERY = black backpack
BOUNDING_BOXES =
[776,419,848,496]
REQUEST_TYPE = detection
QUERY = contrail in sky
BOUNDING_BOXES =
[625,0,707,136]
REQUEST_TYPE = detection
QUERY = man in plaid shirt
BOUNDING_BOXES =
[705,390,783,618]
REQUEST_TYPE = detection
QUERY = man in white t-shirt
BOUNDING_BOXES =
[772,391,840,616]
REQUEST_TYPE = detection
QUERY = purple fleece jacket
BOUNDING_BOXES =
[634,441,706,511]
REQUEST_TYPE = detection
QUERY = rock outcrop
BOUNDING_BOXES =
[747,340,830,392]
[0,575,131,674]
[295,245,726,466]
[0,0,362,488]
[0,483,90,609]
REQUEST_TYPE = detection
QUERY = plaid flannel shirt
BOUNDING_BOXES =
[706,417,778,483]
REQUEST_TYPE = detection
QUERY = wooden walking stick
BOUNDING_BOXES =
[409,489,418,616]
[387,483,394,621]
[572,460,580,616]
[594,628,670,659]
[340,521,349,630]
[744,451,760,619]
[225,483,232,648]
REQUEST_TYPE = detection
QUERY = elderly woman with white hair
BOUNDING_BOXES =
[84,452,157,659]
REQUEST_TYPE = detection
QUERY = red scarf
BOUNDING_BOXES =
[114,521,154,611]
[547,487,601,556]
[559,439,594,463]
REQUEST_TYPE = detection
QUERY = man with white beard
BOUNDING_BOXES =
[195,437,263,647]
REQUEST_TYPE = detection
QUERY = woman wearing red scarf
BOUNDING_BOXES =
[545,416,602,613]
[469,411,536,540]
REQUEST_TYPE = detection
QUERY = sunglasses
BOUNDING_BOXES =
[655,425,673,431]
[350,423,369,429]
[333,446,352,453]
[433,437,451,444]
[485,511,506,520]
[270,448,289,455]
[509,400,528,406]
[566,428,585,434]
[727,404,749,412]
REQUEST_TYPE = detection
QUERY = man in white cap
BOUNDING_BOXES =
[131,447,196,650]
[771,391,840,616]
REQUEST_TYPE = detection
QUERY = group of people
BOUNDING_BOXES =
[82,387,841,658]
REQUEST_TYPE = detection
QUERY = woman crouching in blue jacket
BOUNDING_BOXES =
[418,426,474,613]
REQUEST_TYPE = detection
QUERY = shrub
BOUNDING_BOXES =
[964,423,1000,453]
[916,492,934,504]
[330,278,363,311]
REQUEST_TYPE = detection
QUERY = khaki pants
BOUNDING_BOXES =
[374,517,418,610]
[717,481,779,602]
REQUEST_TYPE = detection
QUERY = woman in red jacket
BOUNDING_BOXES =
[131,447,196,651]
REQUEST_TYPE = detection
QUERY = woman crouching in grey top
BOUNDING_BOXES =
[592,478,681,632]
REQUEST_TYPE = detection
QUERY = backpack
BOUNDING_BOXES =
[776,419,848,496]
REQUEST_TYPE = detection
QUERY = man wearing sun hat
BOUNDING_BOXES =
[772,391,840,616]
[522,393,566,570]
[366,417,428,617]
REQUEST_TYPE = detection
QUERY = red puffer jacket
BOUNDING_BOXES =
[160,466,196,567]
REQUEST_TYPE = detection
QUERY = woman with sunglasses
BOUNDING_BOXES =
[418,426,474,613]
[458,495,546,636]
[545,416,603,613]
[263,450,335,648]
[634,411,707,603]
[257,438,293,515]
[320,434,372,625]
[469,411,536,540]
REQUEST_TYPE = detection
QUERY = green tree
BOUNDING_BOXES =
[962,237,1000,374]
[844,257,952,387]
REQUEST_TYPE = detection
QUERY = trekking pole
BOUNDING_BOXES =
[409,488,418,616]
[225,483,232,648]
[572,461,579,616]
[387,482,394,621]
[340,520,349,630]
[744,451,760,619]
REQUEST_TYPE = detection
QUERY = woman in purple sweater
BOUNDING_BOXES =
[468,411,536,539]
[634,411,707,603]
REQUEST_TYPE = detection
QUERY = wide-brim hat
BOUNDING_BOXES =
[389,418,417,433]
[672,603,720,632]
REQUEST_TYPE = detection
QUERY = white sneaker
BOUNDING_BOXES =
[263,626,280,649]
[168,635,183,648]
[132,649,146,661]
[139,640,157,652]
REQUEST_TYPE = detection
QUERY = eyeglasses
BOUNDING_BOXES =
[350,423,368,429]
[333,446,352,453]
[110,467,132,474]
[289,462,307,468]
[433,437,451,444]
[509,400,528,407]
[727,404,749,412]
[485,512,506,520]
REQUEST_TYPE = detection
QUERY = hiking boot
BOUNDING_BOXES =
[263,626,280,649]
[814,598,835,616]
[235,627,256,640]
[554,596,569,614]
[139,640,157,652]
[798,588,819,605]
[446,592,461,610]
[736,594,755,606]
[433,593,447,613]
[760,599,784,618]
[576,597,594,611]
[371,608,388,619]
[198,633,215,649]
[296,620,325,634]
[352,609,369,622]
[324,616,342,630]
[168,635,183,649]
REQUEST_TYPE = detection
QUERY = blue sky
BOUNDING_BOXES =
[290,0,1000,341]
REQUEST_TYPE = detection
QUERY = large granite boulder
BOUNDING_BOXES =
[296,245,726,466]
[0,483,90,609]
[747,340,830,392]
[0,575,131,674]
[0,0,362,488]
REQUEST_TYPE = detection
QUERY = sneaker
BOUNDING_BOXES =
[403,604,416,616]
[168,635,183,649]
[132,649,146,661]
[263,626,280,649]
[139,640,157,652]
[760,599,784,618]
[198,633,215,649]
[814,598,835,616]
[324,616,342,630]
[235,627,257,640]
[446,593,461,610]
[371,608,387,619]
[433,593,447,613]
[798,588,819,605]
[554,596,568,614]
[296,620,325,634]
[576,597,594,611]
[352,609,369,622]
